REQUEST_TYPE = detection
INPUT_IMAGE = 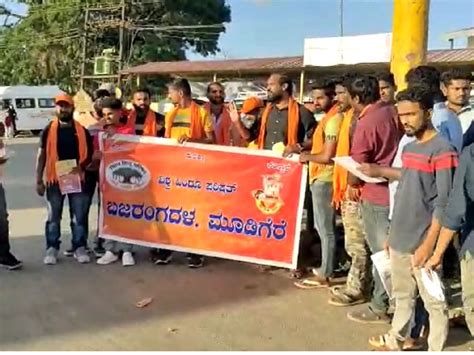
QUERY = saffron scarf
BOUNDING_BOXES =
[332,108,354,207]
[45,118,88,185]
[203,102,234,146]
[257,98,299,149]
[128,108,157,136]
[165,101,203,139]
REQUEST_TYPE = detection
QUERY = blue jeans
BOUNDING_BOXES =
[45,185,89,250]
[311,180,336,278]
[361,200,390,314]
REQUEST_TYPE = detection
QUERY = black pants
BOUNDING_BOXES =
[0,184,11,257]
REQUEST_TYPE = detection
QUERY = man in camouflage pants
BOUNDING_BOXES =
[327,75,370,306]
[329,199,369,306]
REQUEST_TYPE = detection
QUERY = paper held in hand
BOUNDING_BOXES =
[371,250,392,298]
[56,160,82,195]
[333,156,386,183]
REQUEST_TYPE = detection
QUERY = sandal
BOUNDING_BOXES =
[368,334,398,351]
[328,291,366,307]
[294,275,330,289]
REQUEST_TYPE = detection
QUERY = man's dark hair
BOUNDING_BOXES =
[333,73,358,90]
[207,81,225,94]
[94,89,111,100]
[101,97,123,110]
[396,84,434,111]
[348,76,380,105]
[311,79,336,98]
[405,65,440,89]
[405,65,444,102]
[272,73,293,95]
[169,78,192,97]
[134,87,152,97]
[441,68,473,86]
[376,72,395,86]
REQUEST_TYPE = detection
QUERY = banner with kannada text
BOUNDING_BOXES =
[99,135,307,269]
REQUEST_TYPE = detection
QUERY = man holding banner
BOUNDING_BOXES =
[152,78,215,268]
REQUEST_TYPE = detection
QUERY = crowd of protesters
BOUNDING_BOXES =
[0,66,472,351]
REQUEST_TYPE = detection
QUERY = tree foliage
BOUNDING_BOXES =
[0,0,231,90]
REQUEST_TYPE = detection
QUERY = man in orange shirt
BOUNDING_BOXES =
[152,78,214,268]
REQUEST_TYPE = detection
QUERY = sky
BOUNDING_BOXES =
[189,0,474,60]
[2,0,473,60]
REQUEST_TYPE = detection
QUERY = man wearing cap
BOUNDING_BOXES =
[227,97,264,147]
[35,94,94,265]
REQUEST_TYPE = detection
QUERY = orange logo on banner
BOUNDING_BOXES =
[99,135,307,269]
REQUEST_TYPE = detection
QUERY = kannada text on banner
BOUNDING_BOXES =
[99,135,307,269]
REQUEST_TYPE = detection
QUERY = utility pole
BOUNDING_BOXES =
[80,7,89,89]
[118,0,126,83]
[79,1,127,90]
[339,0,344,37]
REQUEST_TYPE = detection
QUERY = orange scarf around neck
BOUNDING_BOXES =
[45,118,88,185]
[309,104,341,181]
[257,97,299,150]
[203,102,244,146]
[128,108,157,136]
[165,101,203,139]
[332,108,354,207]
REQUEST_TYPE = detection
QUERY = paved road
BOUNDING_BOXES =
[0,138,471,351]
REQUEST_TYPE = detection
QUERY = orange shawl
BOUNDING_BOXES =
[45,118,88,185]
[309,104,341,181]
[257,98,299,149]
[203,102,244,146]
[128,108,157,136]
[332,108,354,207]
[165,101,203,139]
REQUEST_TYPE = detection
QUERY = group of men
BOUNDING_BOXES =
[0,68,472,350]
[292,67,473,351]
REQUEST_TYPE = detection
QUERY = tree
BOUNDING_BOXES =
[0,0,231,90]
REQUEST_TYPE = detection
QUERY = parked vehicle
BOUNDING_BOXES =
[0,85,65,134]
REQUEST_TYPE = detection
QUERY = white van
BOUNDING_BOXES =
[0,85,65,134]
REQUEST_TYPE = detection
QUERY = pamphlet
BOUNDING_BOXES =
[371,250,392,297]
[333,156,387,183]
[56,160,82,195]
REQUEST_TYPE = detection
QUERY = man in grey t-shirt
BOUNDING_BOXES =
[368,86,458,351]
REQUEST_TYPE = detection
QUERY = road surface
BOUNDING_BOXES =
[0,138,471,351]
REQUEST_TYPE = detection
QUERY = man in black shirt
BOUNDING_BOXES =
[246,73,315,153]
[128,88,164,137]
[36,94,93,265]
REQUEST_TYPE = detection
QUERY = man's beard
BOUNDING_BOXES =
[58,112,73,122]
[209,97,224,105]
[267,91,283,103]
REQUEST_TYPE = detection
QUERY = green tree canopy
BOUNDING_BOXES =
[0,0,231,91]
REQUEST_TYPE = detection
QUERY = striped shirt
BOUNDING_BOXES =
[389,134,458,254]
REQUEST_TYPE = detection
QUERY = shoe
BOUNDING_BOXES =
[347,307,391,324]
[64,246,91,257]
[0,252,22,270]
[93,246,105,258]
[44,248,58,265]
[97,251,118,265]
[63,248,74,257]
[187,255,204,268]
[153,250,173,265]
[122,252,135,267]
[74,247,91,264]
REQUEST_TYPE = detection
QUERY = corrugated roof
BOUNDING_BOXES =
[121,56,303,75]
[121,48,474,76]
[426,48,474,63]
